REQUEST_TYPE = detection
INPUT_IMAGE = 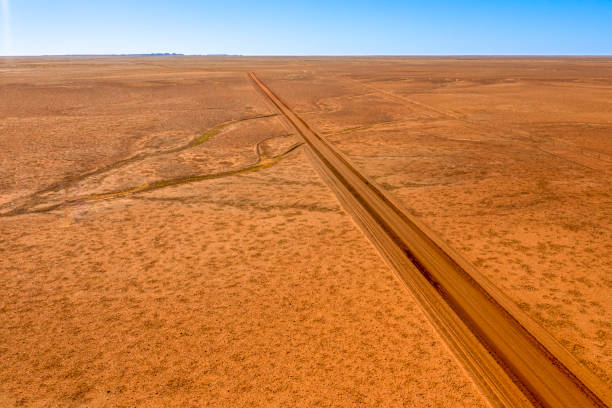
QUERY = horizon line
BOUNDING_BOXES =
[2,53,612,58]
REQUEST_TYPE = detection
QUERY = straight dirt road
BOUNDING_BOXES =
[249,72,612,408]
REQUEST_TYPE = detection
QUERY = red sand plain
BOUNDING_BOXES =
[1,58,487,407]
[0,57,610,406]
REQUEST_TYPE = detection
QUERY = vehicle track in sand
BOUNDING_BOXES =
[344,76,611,174]
[0,130,302,217]
[249,72,612,408]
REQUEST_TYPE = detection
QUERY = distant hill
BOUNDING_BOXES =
[37,53,248,57]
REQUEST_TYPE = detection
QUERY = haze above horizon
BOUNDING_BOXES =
[1,0,611,56]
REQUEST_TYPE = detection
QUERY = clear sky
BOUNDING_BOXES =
[1,0,611,56]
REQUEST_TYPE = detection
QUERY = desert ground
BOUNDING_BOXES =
[0,57,610,407]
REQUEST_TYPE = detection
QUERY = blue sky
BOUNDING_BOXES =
[1,0,611,56]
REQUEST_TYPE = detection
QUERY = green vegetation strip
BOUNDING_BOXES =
[0,114,280,217]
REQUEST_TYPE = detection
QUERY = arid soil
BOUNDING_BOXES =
[0,58,487,407]
[1,57,610,406]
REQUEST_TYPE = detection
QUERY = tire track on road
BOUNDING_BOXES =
[249,72,612,408]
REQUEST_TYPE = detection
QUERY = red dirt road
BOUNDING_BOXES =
[249,72,612,408]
